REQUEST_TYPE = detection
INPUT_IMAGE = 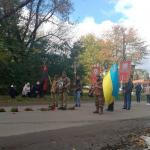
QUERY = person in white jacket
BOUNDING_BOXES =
[22,83,31,97]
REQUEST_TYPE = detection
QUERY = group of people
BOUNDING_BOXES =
[22,82,42,98]
[9,71,79,111]
[9,81,43,99]
[9,71,104,114]
[50,71,82,110]
[135,82,150,105]
[122,81,150,110]
[9,71,150,115]
[134,82,150,105]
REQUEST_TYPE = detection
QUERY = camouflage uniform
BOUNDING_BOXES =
[93,79,104,115]
[58,75,70,109]
[51,80,59,106]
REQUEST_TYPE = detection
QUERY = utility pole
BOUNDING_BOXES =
[123,33,126,61]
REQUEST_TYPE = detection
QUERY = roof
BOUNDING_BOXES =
[133,79,150,83]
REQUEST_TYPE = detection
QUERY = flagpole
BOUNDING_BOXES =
[48,75,52,83]
[122,33,126,107]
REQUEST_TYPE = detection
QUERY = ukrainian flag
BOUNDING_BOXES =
[103,62,119,105]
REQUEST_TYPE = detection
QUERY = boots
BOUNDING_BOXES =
[93,107,99,113]
[99,108,103,115]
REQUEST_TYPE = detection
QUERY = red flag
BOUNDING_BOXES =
[41,64,48,90]
[119,61,131,82]
[90,67,100,85]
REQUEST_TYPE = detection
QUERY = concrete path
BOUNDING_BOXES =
[0,101,150,137]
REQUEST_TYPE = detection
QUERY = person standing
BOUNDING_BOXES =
[135,83,142,104]
[122,81,132,110]
[74,76,82,107]
[90,74,104,115]
[106,102,114,111]
[50,75,59,107]
[58,71,70,110]
[145,84,150,105]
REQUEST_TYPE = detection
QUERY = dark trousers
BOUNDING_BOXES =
[39,90,45,98]
[108,102,114,111]
[147,95,150,103]
[136,92,140,102]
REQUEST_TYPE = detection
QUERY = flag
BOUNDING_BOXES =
[40,64,48,90]
[90,67,100,85]
[119,61,131,82]
[103,62,119,105]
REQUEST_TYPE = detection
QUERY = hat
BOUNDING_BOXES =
[96,74,100,78]
[62,71,66,74]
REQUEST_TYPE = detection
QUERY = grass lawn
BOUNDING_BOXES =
[0,89,147,103]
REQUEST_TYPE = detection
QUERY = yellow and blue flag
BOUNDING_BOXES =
[103,62,119,105]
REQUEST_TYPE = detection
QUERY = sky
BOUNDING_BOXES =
[69,0,150,74]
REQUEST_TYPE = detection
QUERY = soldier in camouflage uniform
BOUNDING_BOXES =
[93,74,104,115]
[58,71,70,110]
[50,75,59,107]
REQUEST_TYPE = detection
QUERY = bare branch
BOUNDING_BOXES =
[0,0,34,23]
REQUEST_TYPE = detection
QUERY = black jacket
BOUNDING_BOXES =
[31,84,40,94]
[9,87,19,98]
[135,85,142,93]
[75,80,82,91]
[125,82,132,95]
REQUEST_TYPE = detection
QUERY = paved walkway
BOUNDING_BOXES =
[0,101,150,137]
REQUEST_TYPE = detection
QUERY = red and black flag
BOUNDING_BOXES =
[40,64,48,91]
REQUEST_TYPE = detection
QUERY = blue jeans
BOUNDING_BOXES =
[125,94,131,109]
[147,95,150,103]
[75,91,81,105]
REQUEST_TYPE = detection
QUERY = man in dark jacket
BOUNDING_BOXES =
[122,81,132,110]
[31,82,40,98]
[74,76,82,107]
[135,83,142,103]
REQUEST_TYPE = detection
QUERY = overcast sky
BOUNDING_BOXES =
[69,0,150,73]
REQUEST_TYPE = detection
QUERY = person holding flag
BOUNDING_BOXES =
[50,75,59,107]
[58,71,70,110]
[103,62,119,108]
[89,74,104,115]
[39,64,48,98]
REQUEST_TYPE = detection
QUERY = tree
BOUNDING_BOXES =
[74,25,149,85]
[0,0,75,94]
[0,0,33,23]
[100,24,149,65]
[134,69,149,80]
[76,34,102,84]
[0,0,74,63]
